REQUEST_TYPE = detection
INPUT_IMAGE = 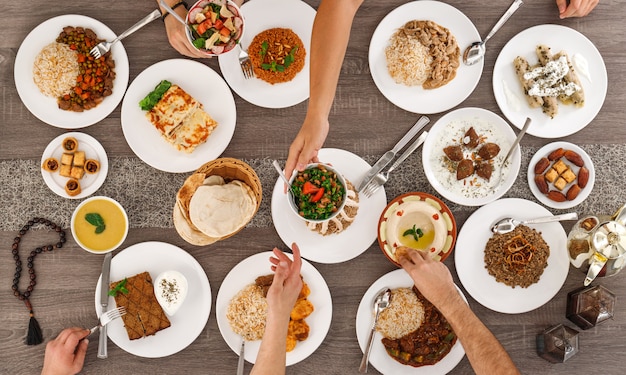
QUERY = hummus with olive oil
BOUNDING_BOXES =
[382,201,447,261]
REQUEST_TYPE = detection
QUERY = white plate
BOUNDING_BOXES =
[40,132,108,199]
[94,241,211,358]
[216,251,332,366]
[455,198,570,314]
[493,24,608,138]
[368,0,482,114]
[218,0,315,108]
[271,148,387,264]
[121,59,236,173]
[422,107,521,206]
[356,269,466,375]
[527,141,595,209]
[14,15,129,129]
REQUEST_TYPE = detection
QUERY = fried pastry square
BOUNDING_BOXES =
[544,168,559,183]
[111,272,171,340]
[561,169,576,183]
[70,166,84,180]
[554,177,567,191]
[553,160,568,175]
[59,164,72,178]
[61,153,74,166]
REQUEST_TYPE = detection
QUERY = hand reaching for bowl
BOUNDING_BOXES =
[284,114,329,183]
[556,0,599,18]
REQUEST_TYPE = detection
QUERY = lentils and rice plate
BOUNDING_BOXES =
[484,224,550,288]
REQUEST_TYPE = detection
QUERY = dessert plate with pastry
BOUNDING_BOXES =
[121,59,236,173]
[94,241,211,357]
[271,148,387,264]
[216,251,332,366]
[40,132,108,199]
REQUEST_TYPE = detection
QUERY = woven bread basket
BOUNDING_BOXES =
[178,157,262,242]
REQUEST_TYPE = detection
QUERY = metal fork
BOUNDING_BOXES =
[90,9,162,58]
[87,306,127,336]
[238,44,255,79]
[362,131,429,198]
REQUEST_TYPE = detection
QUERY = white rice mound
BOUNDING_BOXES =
[376,287,424,339]
[33,42,79,98]
[226,284,267,341]
[385,30,433,86]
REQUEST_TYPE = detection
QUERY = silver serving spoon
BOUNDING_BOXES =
[272,160,292,187]
[462,0,524,66]
[490,117,531,190]
[491,212,579,234]
[236,337,245,375]
[359,288,392,373]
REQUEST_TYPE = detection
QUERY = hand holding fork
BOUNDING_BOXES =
[85,306,126,338]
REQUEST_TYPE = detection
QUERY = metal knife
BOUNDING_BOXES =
[357,115,430,192]
[98,252,112,359]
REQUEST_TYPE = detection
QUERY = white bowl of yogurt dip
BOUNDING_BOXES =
[154,270,189,316]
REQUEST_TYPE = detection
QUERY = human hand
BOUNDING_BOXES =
[397,247,461,313]
[266,243,303,320]
[41,327,90,375]
[163,11,209,58]
[284,116,330,185]
[556,0,599,18]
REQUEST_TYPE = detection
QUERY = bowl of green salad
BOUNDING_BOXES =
[186,0,244,56]
[288,163,347,223]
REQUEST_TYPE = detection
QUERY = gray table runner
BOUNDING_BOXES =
[1,145,623,232]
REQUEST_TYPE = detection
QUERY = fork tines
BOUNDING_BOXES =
[90,46,103,59]
[362,178,381,198]
[241,60,254,79]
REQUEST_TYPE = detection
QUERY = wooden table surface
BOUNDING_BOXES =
[2,0,625,374]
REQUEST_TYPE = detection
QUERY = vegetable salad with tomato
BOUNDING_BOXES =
[187,0,243,54]
[291,165,346,221]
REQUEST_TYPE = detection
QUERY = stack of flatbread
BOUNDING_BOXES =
[146,84,217,153]
[174,173,257,245]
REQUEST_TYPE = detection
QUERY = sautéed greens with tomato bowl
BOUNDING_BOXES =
[289,164,347,222]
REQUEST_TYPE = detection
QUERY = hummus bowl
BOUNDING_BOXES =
[378,192,457,266]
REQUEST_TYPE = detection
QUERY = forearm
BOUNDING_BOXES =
[250,313,290,375]
[440,295,520,375]
[307,0,363,121]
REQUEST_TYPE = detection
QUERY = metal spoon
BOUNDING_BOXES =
[462,0,524,66]
[491,212,579,234]
[236,337,245,375]
[159,0,189,26]
[272,160,292,187]
[359,288,392,373]
[490,117,531,189]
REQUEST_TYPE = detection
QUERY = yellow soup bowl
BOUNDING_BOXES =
[71,196,128,253]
